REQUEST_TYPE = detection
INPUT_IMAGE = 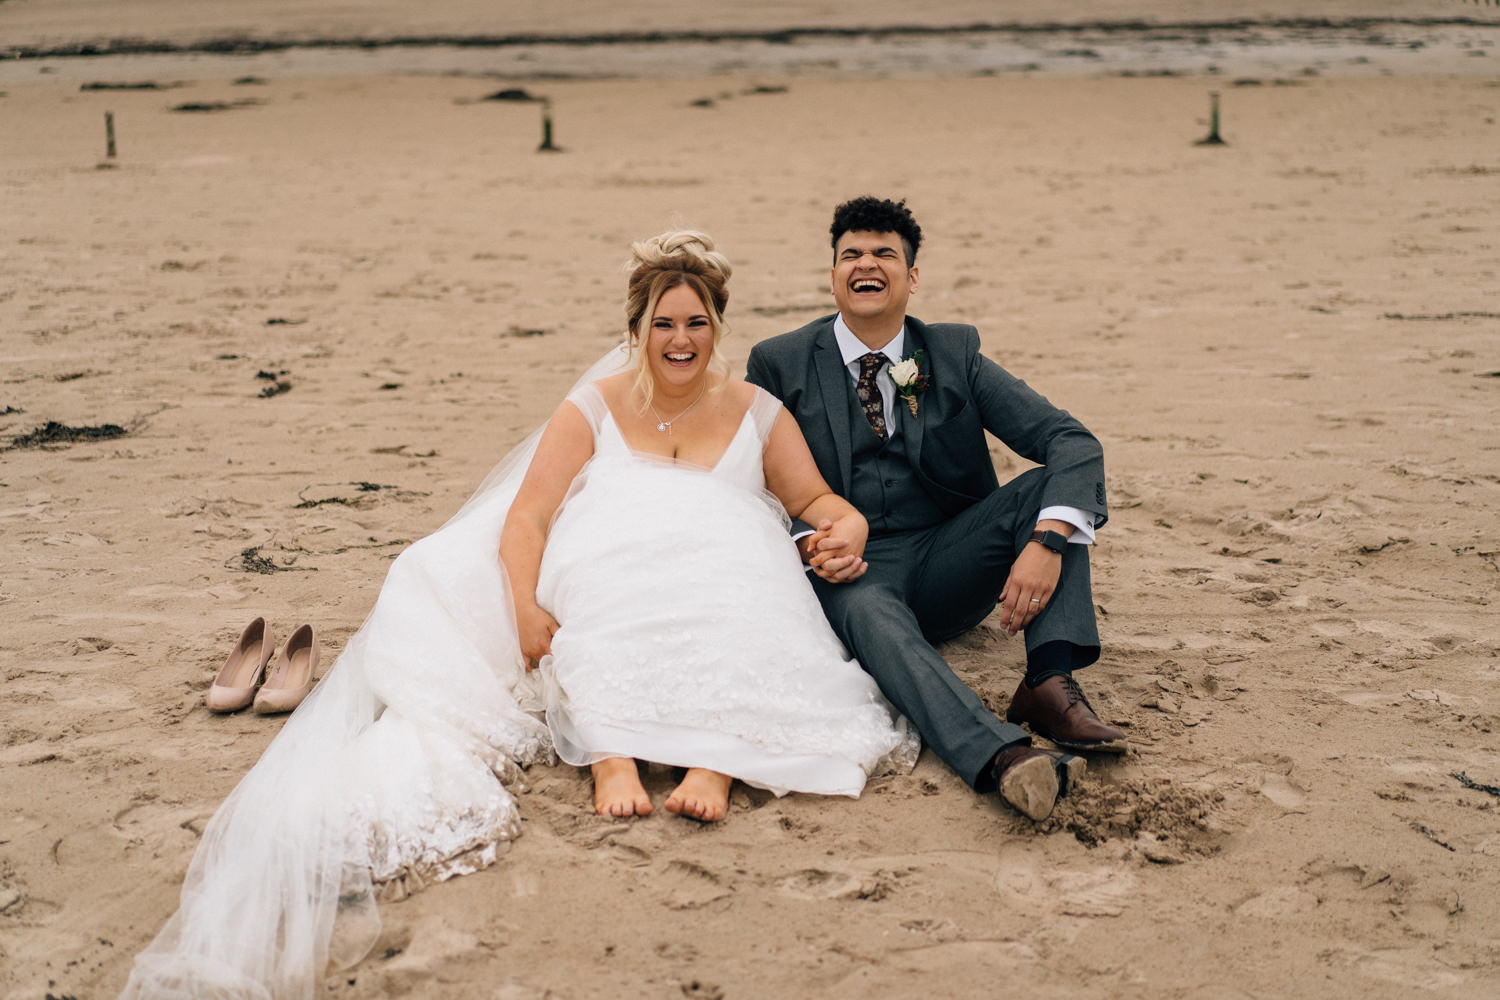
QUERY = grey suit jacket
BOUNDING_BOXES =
[746,313,1107,528]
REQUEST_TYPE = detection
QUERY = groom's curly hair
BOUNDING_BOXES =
[830,196,922,267]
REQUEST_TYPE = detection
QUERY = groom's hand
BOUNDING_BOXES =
[802,518,869,584]
[998,520,1070,636]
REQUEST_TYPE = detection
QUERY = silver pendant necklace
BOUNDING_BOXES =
[646,382,707,437]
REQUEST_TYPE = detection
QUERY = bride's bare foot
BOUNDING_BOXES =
[592,757,652,817]
[664,768,733,822]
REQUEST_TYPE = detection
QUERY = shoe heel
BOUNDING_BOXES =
[999,754,1061,822]
[206,618,276,713]
[1055,754,1087,797]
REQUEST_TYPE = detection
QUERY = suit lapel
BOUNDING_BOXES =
[811,324,853,494]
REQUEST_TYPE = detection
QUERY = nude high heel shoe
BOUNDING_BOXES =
[206,617,276,713]
[253,624,318,714]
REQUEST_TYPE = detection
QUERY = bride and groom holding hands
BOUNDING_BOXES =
[125,195,1126,998]
[507,194,1125,824]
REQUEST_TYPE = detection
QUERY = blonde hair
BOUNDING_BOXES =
[623,230,732,412]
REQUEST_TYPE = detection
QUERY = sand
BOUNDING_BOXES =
[2,4,1500,998]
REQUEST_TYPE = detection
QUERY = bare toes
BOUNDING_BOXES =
[665,770,731,823]
[592,758,652,818]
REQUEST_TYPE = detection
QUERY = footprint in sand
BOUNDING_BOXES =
[1046,869,1136,918]
[358,914,497,994]
[1336,689,1403,708]
[898,917,963,942]
[776,867,861,900]
[63,635,113,656]
[112,799,210,865]
[1234,885,1320,918]
[660,859,731,911]
[888,939,1041,972]
[1323,947,1465,989]
[993,856,1137,919]
[607,842,651,868]
[1258,773,1307,810]
[52,824,130,868]
[1311,617,1356,638]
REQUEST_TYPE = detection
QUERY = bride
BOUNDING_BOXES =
[506,230,912,821]
[122,231,915,999]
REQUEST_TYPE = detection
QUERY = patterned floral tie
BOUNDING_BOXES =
[855,352,888,441]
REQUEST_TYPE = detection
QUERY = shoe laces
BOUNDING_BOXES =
[1062,675,1092,710]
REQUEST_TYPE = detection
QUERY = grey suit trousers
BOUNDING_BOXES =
[810,467,1099,790]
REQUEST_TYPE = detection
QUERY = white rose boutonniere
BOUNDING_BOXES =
[887,349,929,417]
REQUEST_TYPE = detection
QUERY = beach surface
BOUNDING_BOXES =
[2,3,1500,998]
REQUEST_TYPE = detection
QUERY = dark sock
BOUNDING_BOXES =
[1024,640,1078,688]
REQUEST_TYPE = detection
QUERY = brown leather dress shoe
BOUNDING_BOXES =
[1007,675,1128,753]
[991,745,1086,821]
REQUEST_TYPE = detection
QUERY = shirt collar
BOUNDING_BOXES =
[832,313,906,369]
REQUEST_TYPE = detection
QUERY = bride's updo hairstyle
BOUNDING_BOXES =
[624,229,733,411]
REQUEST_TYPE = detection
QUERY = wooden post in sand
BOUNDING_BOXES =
[105,111,117,159]
[538,100,560,153]
[1195,91,1227,146]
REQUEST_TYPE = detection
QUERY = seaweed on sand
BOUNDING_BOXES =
[7,421,127,450]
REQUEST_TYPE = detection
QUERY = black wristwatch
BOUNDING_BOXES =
[1029,529,1068,554]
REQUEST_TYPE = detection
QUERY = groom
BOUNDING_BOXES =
[746,196,1125,821]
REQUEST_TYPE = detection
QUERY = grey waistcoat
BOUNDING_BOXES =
[843,379,945,535]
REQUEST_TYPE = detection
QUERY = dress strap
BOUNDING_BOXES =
[565,383,611,435]
[746,385,786,446]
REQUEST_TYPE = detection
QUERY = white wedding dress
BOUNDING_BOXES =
[123,347,915,1000]
[541,382,912,795]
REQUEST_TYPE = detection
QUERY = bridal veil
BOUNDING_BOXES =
[122,347,633,1000]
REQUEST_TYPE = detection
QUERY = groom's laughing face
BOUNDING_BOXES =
[831,230,918,330]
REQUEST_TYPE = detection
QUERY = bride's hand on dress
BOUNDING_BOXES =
[516,602,560,670]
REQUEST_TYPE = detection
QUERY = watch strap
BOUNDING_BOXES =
[1029,529,1068,554]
